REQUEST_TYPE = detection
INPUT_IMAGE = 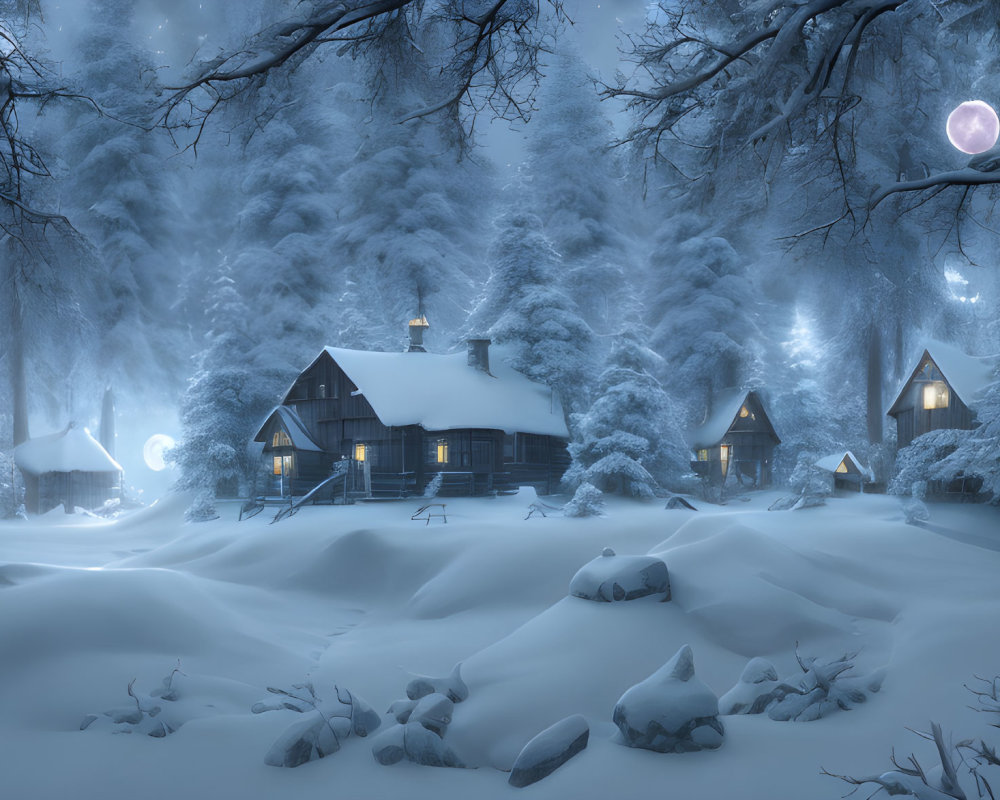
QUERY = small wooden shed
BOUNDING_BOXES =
[887,341,994,448]
[15,424,123,514]
[814,452,872,492]
[688,389,780,488]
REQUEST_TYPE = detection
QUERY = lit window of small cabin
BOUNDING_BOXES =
[836,461,849,474]
[272,430,291,448]
[739,406,750,418]
[923,381,949,410]
[355,443,367,462]
[436,440,449,464]
[273,454,293,474]
[697,449,710,461]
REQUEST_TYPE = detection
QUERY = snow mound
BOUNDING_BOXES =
[648,517,899,655]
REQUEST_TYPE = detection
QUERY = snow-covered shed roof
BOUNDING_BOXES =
[814,451,873,481]
[687,389,778,450]
[254,405,324,451]
[888,340,996,415]
[14,424,123,475]
[317,346,569,438]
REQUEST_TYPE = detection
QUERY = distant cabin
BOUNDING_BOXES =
[14,424,123,514]
[688,390,780,488]
[253,329,570,499]
[887,341,994,449]
[814,452,872,493]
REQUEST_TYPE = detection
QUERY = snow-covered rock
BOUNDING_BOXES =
[569,548,670,602]
[370,722,466,768]
[718,658,797,715]
[612,645,723,753]
[406,663,469,703]
[409,692,454,737]
[508,714,589,788]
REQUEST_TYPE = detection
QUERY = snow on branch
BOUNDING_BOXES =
[604,0,906,157]
[160,0,565,147]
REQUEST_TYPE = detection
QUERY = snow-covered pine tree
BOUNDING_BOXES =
[329,18,492,351]
[58,0,189,394]
[170,263,289,520]
[647,215,763,423]
[564,326,689,497]
[525,51,638,334]
[468,205,595,413]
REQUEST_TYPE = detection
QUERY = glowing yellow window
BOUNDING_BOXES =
[272,430,291,447]
[697,449,709,461]
[836,461,849,474]
[436,440,449,464]
[739,406,750,418]
[273,455,293,474]
[720,445,731,477]
[923,381,949,410]
[355,443,367,462]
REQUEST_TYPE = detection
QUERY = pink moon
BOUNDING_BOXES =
[946,100,1000,154]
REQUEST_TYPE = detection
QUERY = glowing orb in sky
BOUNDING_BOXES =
[143,434,176,471]
[946,100,1000,154]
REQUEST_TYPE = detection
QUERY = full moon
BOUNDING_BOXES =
[143,434,176,472]
[946,100,1000,154]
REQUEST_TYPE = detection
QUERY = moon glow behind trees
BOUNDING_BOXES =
[946,100,1000,154]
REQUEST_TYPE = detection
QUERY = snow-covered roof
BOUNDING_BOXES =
[254,406,324,451]
[321,346,569,438]
[687,389,778,450]
[814,451,873,481]
[14,424,123,475]
[888,339,996,414]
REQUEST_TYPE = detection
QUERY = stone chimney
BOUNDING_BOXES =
[408,315,429,352]
[467,338,492,375]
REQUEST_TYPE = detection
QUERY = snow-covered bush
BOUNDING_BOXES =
[80,662,240,737]
[562,482,604,517]
[826,676,1000,798]
[253,682,381,768]
[889,429,972,497]
[722,648,884,722]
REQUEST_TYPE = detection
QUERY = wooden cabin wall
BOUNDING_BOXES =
[38,471,118,513]
[892,381,975,448]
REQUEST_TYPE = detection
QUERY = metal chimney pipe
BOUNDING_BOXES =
[467,338,491,374]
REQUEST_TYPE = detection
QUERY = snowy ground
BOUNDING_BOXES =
[2,490,999,799]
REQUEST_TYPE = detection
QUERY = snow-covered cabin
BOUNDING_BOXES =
[688,390,780,488]
[14,424,123,514]
[887,341,994,449]
[814,452,873,492]
[253,325,570,498]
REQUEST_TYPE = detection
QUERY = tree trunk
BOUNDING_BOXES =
[866,323,883,445]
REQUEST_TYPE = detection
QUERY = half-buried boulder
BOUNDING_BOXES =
[509,714,589,788]
[569,548,670,602]
[613,644,723,753]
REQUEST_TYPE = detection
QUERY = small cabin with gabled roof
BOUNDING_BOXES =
[887,341,994,449]
[814,451,873,492]
[253,323,570,499]
[14,423,123,514]
[688,389,780,488]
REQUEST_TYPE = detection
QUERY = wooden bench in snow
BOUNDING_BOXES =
[412,504,447,525]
